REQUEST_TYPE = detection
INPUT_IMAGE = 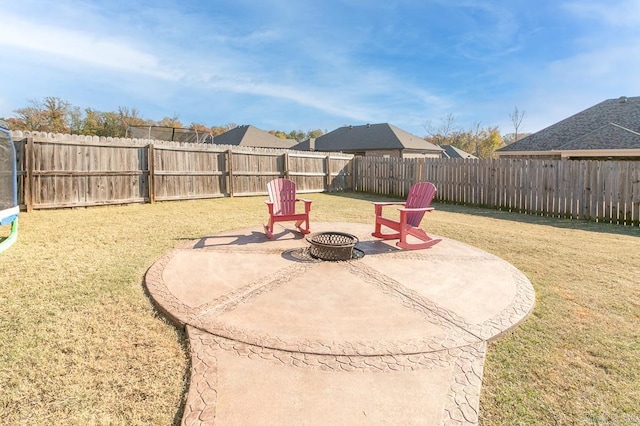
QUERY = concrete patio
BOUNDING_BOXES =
[144,222,535,425]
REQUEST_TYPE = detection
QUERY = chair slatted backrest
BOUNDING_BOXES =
[405,182,437,226]
[267,178,297,216]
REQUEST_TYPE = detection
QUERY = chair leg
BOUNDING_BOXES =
[372,218,400,239]
[399,223,408,245]
[294,218,310,234]
[264,218,275,239]
[373,218,382,237]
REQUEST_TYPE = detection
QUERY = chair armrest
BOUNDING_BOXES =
[373,201,405,216]
[398,207,435,212]
[297,198,312,213]
[372,201,406,206]
[265,200,275,214]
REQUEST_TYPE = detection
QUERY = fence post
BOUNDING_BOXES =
[325,155,331,191]
[351,156,357,191]
[148,144,155,204]
[25,136,34,212]
[283,152,289,180]
[417,158,425,183]
[227,149,234,197]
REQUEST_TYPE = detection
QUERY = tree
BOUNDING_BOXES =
[268,129,324,142]
[68,107,85,134]
[156,115,183,129]
[13,99,48,131]
[99,112,123,137]
[477,126,504,158]
[118,107,146,135]
[307,129,324,139]
[423,113,458,146]
[509,106,526,142]
[502,132,531,145]
[288,130,306,142]
[470,122,482,157]
[189,123,210,132]
[210,126,230,136]
[81,108,104,136]
[269,130,288,139]
[2,117,26,130]
[42,96,71,133]
[13,96,72,133]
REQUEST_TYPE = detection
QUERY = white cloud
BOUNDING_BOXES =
[0,1,458,133]
[563,0,640,26]
[0,15,176,79]
[543,35,640,94]
[0,12,437,126]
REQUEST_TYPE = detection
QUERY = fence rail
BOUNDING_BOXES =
[9,133,640,225]
[354,157,640,225]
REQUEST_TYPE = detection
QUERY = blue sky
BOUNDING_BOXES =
[1,0,639,137]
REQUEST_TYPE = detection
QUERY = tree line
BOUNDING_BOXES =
[2,96,325,142]
[2,96,527,157]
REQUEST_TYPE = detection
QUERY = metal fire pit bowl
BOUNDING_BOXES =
[306,231,361,261]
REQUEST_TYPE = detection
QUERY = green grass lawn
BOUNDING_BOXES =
[1,193,638,425]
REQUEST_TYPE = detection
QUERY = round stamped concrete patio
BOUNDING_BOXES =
[144,222,535,426]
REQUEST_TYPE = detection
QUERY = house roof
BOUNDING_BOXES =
[213,125,297,149]
[498,96,640,153]
[440,145,477,159]
[305,123,442,153]
[558,123,640,150]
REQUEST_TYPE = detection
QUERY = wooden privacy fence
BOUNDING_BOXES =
[9,132,640,225]
[12,134,354,211]
[355,156,640,225]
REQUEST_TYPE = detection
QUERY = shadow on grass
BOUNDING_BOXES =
[324,191,640,238]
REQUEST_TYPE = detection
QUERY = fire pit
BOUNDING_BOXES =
[306,231,361,261]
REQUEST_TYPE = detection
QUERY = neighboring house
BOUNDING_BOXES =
[213,125,297,149]
[294,123,443,158]
[439,145,477,159]
[496,96,640,160]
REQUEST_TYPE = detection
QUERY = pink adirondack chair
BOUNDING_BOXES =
[372,182,442,250]
[264,178,312,239]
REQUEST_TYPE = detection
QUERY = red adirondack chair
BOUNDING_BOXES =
[264,178,312,239]
[372,182,442,250]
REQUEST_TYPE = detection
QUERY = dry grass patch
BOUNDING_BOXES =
[430,205,640,425]
[0,194,638,425]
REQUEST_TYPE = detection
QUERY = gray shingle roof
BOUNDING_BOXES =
[292,139,312,151]
[559,123,640,150]
[311,123,442,153]
[498,96,640,152]
[213,125,297,149]
[440,145,477,159]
